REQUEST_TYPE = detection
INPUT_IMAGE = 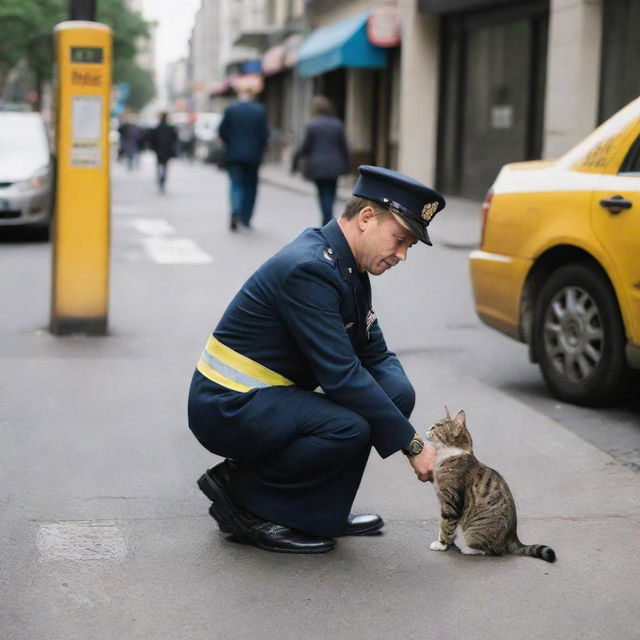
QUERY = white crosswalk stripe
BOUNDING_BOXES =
[125,217,213,264]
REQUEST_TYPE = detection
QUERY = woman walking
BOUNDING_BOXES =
[293,96,349,226]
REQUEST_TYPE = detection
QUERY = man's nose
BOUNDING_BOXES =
[395,246,408,262]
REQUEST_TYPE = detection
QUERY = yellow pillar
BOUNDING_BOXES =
[50,21,112,335]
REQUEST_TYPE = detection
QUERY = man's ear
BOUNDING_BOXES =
[358,206,377,232]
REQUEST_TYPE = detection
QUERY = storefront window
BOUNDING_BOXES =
[599,0,640,121]
[437,2,548,200]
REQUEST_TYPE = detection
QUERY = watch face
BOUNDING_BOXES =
[409,439,423,454]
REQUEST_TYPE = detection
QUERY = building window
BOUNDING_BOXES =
[599,0,640,121]
[436,2,548,200]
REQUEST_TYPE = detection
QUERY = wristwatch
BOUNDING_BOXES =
[402,433,424,457]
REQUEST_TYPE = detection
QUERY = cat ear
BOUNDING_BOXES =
[444,405,451,419]
[453,409,466,426]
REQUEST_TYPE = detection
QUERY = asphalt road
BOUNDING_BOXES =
[3,154,637,471]
[1,153,639,639]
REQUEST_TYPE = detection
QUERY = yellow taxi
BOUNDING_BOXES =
[470,97,640,406]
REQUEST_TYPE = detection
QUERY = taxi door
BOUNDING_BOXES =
[590,127,640,346]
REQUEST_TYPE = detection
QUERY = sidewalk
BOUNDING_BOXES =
[260,162,483,248]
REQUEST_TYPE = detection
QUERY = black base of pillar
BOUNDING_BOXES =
[50,316,108,336]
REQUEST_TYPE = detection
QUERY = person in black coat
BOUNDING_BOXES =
[218,87,270,230]
[188,166,446,554]
[293,96,350,225]
[149,112,178,193]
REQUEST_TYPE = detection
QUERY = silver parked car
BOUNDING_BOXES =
[0,111,53,234]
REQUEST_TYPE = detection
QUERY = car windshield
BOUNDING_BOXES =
[0,116,48,154]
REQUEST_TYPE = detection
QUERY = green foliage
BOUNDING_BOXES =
[0,0,155,110]
[118,65,156,112]
[0,0,65,80]
[97,0,149,79]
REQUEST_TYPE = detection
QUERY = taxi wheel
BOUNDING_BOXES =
[533,263,628,407]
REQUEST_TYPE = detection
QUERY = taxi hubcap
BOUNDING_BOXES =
[543,286,604,383]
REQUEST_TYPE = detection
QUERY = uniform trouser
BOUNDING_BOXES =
[227,162,259,226]
[188,362,415,537]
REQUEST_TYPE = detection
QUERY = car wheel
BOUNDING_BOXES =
[533,262,628,406]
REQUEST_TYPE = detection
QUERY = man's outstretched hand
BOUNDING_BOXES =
[407,443,436,482]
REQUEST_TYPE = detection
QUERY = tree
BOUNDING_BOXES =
[117,64,156,112]
[0,0,155,110]
[0,0,65,100]
[98,0,157,111]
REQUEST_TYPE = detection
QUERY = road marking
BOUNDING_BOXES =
[127,217,213,264]
[141,236,213,264]
[131,218,175,236]
[37,521,129,561]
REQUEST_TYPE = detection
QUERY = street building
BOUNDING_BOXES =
[177,0,640,200]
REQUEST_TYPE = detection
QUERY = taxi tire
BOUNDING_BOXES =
[533,262,628,407]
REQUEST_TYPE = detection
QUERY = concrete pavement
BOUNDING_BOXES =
[1,155,639,640]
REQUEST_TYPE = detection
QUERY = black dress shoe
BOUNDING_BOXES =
[249,523,336,554]
[198,461,335,554]
[339,513,384,536]
[208,503,232,534]
[198,461,256,540]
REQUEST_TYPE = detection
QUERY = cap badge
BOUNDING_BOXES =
[421,202,439,222]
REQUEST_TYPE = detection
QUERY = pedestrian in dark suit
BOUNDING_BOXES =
[218,88,270,230]
[293,96,349,225]
[149,112,178,193]
[188,165,446,554]
[119,117,142,171]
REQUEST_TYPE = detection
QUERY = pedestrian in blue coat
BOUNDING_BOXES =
[218,87,270,230]
[293,96,349,225]
[188,165,446,554]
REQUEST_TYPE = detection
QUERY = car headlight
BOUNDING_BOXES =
[16,166,50,191]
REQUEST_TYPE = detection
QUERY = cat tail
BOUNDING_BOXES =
[508,539,556,563]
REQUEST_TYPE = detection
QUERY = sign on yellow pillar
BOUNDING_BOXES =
[50,21,112,335]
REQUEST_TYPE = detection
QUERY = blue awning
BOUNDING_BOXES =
[297,11,388,77]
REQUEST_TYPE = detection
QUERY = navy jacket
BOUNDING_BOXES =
[212,219,415,458]
[294,115,349,180]
[150,122,177,162]
[218,100,269,164]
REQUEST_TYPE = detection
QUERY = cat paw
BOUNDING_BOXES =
[430,540,448,551]
[459,546,486,556]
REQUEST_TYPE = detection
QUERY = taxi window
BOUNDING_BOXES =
[619,135,640,174]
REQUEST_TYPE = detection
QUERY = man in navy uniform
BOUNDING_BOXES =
[188,165,446,554]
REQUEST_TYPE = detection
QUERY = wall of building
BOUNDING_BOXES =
[344,69,376,165]
[312,0,373,26]
[179,0,632,200]
[190,0,221,111]
[542,0,603,159]
[397,0,440,184]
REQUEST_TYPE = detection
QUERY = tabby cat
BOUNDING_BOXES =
[426,408,555,563]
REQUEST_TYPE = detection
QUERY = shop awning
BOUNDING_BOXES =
[262,44,287,76]
[297,10,388,77]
